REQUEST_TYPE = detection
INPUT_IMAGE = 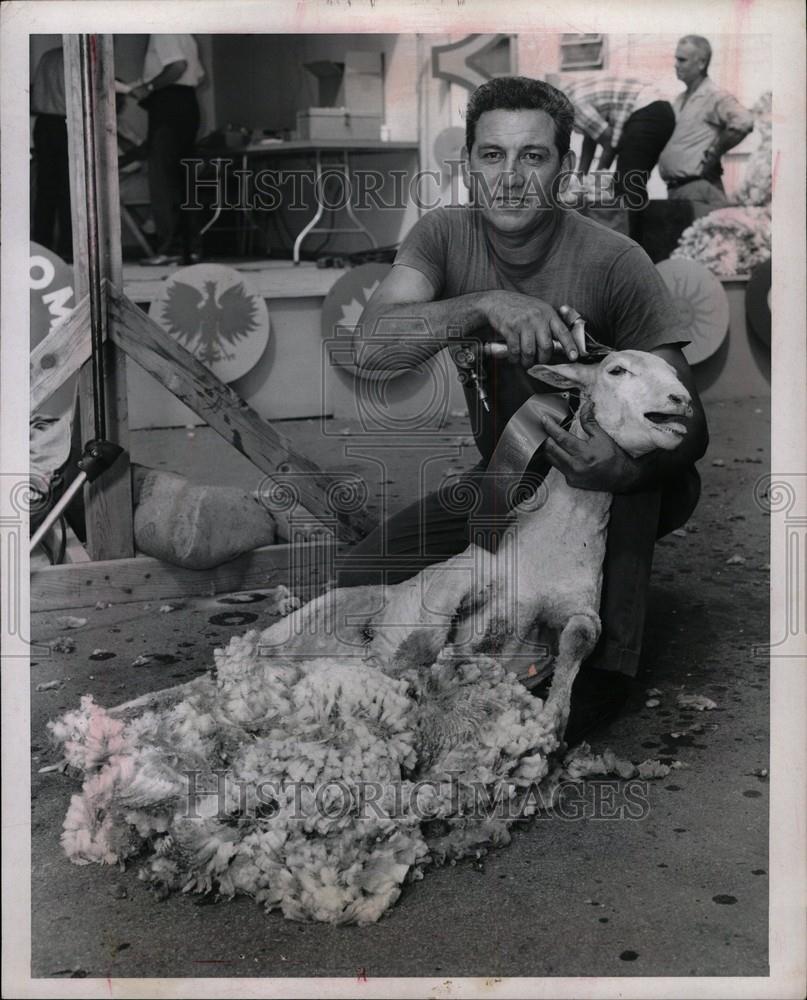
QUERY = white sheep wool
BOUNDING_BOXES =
[49,631,571,925]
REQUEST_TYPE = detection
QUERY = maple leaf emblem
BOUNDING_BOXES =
[338,280,381,331]
[160,278,259,365]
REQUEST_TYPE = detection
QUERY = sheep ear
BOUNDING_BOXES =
[527,363,597,389]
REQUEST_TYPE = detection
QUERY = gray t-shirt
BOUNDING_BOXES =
[395,205,689,458]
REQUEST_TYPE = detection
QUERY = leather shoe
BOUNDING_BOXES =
[533,669,632,747]
[565,669,632,746]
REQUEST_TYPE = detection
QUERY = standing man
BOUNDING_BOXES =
[31,46,72,260]
[563,75,675,238]
[337,77,708,746]
[658,35,754,207]
[129,34,204,265]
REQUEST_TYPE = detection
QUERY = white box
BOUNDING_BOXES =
[296,107,382,141]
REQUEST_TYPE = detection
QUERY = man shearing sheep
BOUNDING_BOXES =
[338,77,708,745]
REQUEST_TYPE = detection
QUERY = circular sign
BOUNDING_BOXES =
[30,242,77,419]
[656,258,730,365]
[149,264,270,383]
[746,258,771,348]
[321,263,395,381]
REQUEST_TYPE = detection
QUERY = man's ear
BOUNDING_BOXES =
[562,149,576,174]
[528,362,597,389]
[556,149,577,194]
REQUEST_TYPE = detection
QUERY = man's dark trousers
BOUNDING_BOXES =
[614,100,676,242]
[32,113,73,260]
[143,84,200,258]
[335,459,700,680]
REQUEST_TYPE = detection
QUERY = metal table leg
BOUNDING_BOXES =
[199,157,228,238]
[341,151,378,250]
[293,150,326,264]
[292,150,378,265]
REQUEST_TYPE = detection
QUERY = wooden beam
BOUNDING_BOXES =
[64,34,134,560]
[106,283,377,544]
[30,295,90,413]
[121,261,349,305]
[30,539,336,612]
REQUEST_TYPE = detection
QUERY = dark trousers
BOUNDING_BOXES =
[335,461,701,679]
[32,114,73,260]
[614,100,676,241]
[143,85,200,257]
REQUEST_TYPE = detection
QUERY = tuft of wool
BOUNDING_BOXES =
[49,633,649,923]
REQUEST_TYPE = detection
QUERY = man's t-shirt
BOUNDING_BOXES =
[144,35,205,89]
[395,205,689,459]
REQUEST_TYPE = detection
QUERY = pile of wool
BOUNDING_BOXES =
[49,633,562,925]
[671,206,771,277]
[735,91,772,208]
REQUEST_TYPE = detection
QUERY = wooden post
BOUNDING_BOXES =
[64,34,134,559]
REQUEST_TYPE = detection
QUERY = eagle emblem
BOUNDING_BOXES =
[150,264,270,384]
[160,277,259,365]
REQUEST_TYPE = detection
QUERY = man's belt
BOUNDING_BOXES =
[666,172,722,190]
[665,175,706,190]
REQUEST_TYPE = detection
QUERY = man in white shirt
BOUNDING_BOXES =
[129,35,205,265]
[658,35,754,207]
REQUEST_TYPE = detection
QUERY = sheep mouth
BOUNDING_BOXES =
[644,411,688,437]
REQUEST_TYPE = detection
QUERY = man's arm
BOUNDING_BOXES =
[699,127,750,179]
[596,131,617,171]
[130,60,188,101]
[540,345,709,493]
[700,93,755,177]
[353,264,583,372]
[578,134,598,177]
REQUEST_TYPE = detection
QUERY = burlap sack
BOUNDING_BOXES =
[133,470,277,570]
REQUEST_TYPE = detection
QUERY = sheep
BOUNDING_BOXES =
[258,348,692,739]
[49,348,692,923]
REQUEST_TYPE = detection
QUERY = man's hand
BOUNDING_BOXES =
[597,126,615,150]
[130,83,151,102]
[541,402,650,493]
[482,291,582,367]
[698,149,722,181]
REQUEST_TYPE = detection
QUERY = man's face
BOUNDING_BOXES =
[675,42,706,85]
[463,109,574,234]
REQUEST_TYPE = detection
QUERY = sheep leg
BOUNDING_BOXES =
[543,612,601,737]
[256,584,383,660]
[108,588,385,717]
[367,544,494,669]
[108,675,214,718]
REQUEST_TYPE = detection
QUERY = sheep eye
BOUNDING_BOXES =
[607,366,627,376]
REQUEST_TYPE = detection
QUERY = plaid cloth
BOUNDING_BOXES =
[563,77,663,147]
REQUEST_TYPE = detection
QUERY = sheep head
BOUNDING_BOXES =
[529,349,693,458]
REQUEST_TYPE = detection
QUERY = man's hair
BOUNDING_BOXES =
[465,76,575,158]
[679,35,712,72]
